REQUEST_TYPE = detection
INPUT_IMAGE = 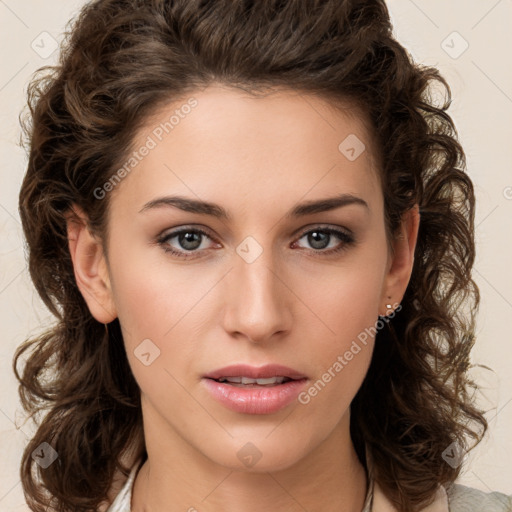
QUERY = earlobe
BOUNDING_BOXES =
[66,204,117,323]
[380,204,420,315]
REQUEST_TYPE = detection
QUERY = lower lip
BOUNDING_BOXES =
[201,378,308,414]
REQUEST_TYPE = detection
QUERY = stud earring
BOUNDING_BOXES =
[383,298,394,316]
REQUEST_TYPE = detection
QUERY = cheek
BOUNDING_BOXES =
[298,253,386,342]
[291,251,385,409]
[294,277,379,428]
[107,246,212,396]
[109,245,200,339]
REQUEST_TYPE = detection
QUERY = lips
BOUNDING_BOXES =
[203,363,307,382]
[201,364,309,414]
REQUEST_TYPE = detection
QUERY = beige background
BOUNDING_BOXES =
[1,1,511,509]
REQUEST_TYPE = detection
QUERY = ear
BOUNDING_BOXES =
[379,204,420,316]
[66,204,117,323]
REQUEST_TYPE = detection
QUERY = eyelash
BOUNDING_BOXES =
[156,225,355,260]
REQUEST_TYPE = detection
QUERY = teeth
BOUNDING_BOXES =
[217,376,288,385]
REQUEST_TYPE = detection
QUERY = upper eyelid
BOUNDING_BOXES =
[158,225,216,242]
[292,223,352,238]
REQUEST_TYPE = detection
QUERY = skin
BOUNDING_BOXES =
[67,84,419,512]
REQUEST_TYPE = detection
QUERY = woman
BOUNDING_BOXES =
[13,0,511,511]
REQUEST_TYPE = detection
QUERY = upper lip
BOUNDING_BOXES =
[203,364,307,380]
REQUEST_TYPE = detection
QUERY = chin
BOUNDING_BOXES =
[202,436,311,473]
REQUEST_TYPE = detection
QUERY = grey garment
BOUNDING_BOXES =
[446,483,512,512]
[105,459,512,512]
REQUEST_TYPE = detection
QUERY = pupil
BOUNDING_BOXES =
[309,231,329,249]
[180,232,201,250]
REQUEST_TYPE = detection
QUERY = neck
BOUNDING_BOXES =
[131,401,368,512]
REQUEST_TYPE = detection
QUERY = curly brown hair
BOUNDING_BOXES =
[14,0,488,511]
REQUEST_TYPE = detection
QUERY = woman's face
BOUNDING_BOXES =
[74,84,417,472]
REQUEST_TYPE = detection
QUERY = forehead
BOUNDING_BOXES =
[109,84,382,217]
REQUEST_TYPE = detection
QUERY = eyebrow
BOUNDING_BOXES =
[139,193,369,220]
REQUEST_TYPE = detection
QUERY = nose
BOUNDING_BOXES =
[222,249,293,344]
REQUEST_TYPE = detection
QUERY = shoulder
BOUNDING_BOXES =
[446,483,512,512]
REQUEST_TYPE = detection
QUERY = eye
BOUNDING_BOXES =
[157,227,218,259]
[157,224,355,260]
[292,226,355,255]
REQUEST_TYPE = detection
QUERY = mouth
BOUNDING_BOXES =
[201,363,308,413]
[207,375,300,387]
[202,363,308,385]
[201,366,309,414]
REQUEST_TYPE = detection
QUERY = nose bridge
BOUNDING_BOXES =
[223,238,291,342]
